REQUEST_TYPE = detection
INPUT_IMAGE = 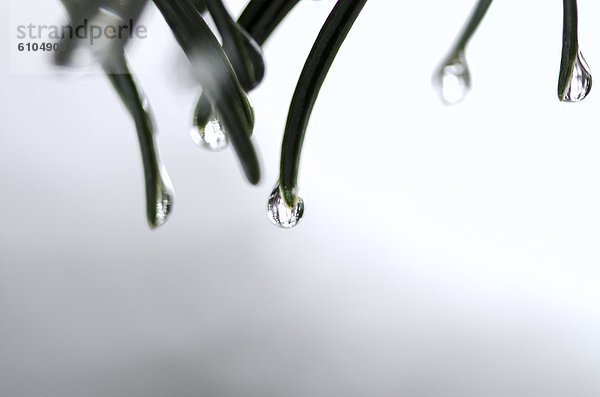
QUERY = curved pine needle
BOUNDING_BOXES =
[238,0,300,46]
[192,0,299,137]
[153,0,260,184]
[448,0,493,56]
[280,0,367,207]
[103,53,174,228]
[56,0,148,67]
[558,0,592,102]
[559,0,578,100]
[432,0,493,104]
[206,0,265,90]
[55,0,101,66]
[59,0,101,16]
[191,0,207,13]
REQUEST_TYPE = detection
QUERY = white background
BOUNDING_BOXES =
[2,0,600,396]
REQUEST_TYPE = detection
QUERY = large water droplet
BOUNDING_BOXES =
[435,52,471,105]
[191,116,228,152]
[563,51,592,102]
[151,166,174,228]
[267,185,304,229]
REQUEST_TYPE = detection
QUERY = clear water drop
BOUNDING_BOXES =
[563,51,592,102]
[151,166,174,228]
[267,185,304,229]
[435,52,471,105]
[191,117,228,152]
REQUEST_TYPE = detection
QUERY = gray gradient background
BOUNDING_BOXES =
[2,1,600,396]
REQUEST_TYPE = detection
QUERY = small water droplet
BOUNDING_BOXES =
[563,51,592,102]
[191,116,228,151]
[267,185,304,229]
[435,52,471,105]
[151,166,174,228]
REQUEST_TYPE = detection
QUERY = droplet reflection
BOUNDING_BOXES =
[191,116,228,152]
[151,166,174,228]
[267,185,304,229]
[563,50,593,103]
[435,52,471,105]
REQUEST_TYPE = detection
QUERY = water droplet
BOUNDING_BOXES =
[191,116,228,152]
[563,51,592,102]
[435,52,471,105]
[151,166,174,228]
[267,185,304,229]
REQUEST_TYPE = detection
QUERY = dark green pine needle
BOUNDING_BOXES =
[238,0,300,47]
[193,0,300,138]
[153,0,260,184]
[55,0,100,66]
[280,0,368,208]
[59,0,101,17]
[558,0,579,100]
[191,0,207,13]
[433,0,493,104]
[450,0,493,56]
[56,0,149,67]
[58,0,174,228]
[205,0,265,91]
[103,53,174,228]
